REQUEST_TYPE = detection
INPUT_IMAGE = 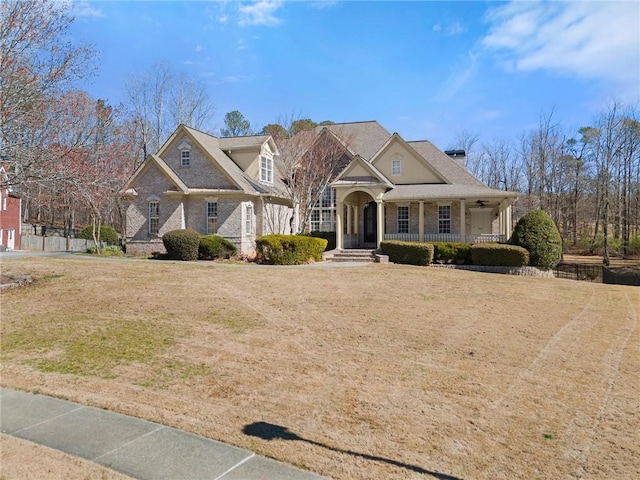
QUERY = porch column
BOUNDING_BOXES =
[459,200,466,243]
[506,204,512,239]
[376,200,384,248]
[418,201,424,242]
[346,203,352,234]
[336,200,344,249]
[353,206,358,235]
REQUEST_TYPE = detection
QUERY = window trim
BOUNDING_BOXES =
[245,203,253,234]
[148,201,160,235]
[397,205,409,234]
[260,156,273,185]
[438,205,451,234]
[391,158,402,176]
[206,201,218,234]
[180,149,190,167]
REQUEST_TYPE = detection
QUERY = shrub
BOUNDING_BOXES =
[78,225,118,243]
[308,231,336,251]
[471,243,530,266]
[431,242,472,264]
[510,210,562,269]
[255,234,327,265]
[199,235,237,260]
[162,229,201,261]
[380,241,434,266]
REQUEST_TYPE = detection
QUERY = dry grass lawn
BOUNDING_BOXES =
[1,256,638,479]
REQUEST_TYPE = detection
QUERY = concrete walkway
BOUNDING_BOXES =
[0,388,326,480]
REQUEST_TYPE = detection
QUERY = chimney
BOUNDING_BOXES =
[444,149,466,167]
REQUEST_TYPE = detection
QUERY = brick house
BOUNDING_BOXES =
[120,125,293,256]
[309,121,518,249]
[0,165,21,251]
[121,121,518,256]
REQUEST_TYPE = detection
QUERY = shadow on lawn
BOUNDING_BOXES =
[243,421,464,480]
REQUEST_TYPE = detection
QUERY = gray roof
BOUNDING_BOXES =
[383,184,518,201]
[182,126,286,197]
[407,141,486,187]
[315,121,391,161]
[218,135,270,150]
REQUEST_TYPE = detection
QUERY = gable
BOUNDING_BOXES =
[371,137,445,185]
[160,132,237,190]
[333,155,391,187]
[134,160,182,196]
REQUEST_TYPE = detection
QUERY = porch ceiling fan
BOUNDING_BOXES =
[475,200,489,207]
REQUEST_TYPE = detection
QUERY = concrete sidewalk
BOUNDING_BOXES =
[0,388,326,480]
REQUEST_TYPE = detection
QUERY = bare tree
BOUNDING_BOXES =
[448,129,479,171]
[0,0,95,187]
[125,63,214,160]
[271,119,353,233]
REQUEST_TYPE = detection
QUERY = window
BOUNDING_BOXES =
[397,206,409,233]
[438,205,451,234]
[245,204,253,234]
[181,150,190,167]
[207,202,218,234]
[148,201,159,235]
[392,159,402,176]
[260,156,273,184]
[310,187,336,232]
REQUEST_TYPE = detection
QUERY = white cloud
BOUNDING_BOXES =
[446,22,464,36]
[238,1,283,27]
[72,0,104,18]
[218,15,228,24]
[482,1,640,92]
[433,22,464,35]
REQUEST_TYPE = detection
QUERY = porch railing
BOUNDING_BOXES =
[383,233,506,243]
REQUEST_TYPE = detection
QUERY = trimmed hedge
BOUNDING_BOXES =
[256,234,328,265]
[431,242,472,264]
[199,235,237,260]
[471,243,529,267]
[510,209,562,269]
[162,229,201,261]
[78,225,118,243]
[308,231,336,251]
[380,241,434,266]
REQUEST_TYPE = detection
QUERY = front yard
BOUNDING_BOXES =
[1,257,638,479]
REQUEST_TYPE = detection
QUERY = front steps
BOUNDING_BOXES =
[325,249,377,263]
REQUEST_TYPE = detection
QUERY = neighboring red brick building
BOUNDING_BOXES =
[0,166,21,250]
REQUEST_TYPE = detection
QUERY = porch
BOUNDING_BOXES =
[336,196,515,249]
[383,233,507,243]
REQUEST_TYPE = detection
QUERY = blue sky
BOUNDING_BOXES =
[69,0,640,149]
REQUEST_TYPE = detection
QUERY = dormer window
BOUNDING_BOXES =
[392,158,402,176]
[260,156,273,184]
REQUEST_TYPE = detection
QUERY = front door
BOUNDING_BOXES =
[7,229,15,250]
[470,210,492,235]
[363,201,377,244]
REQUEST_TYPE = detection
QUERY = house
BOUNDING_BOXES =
[120,125,293,255]
[309,121,518,249]
[121,121,518,256]
[0,165,22,251]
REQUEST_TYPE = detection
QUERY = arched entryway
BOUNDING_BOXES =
[336,188,384,249]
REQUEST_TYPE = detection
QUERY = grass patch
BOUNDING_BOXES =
[140,360,215,388]
[201,307,262,332]
[2,316,175,378]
